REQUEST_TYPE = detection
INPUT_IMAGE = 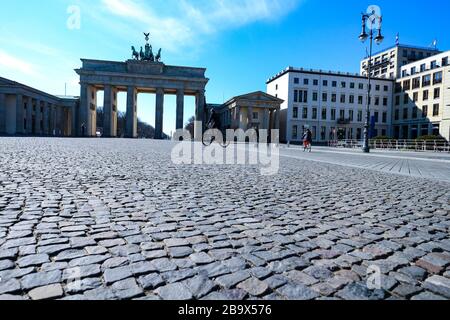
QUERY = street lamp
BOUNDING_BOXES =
[359,10,384,153]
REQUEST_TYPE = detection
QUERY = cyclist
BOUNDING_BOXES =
[204,109,222,145]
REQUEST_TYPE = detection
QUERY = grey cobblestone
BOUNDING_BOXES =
[0,138,449,300]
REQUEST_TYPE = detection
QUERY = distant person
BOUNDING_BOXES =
[303,129,312,152]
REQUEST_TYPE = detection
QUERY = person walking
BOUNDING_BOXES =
[303,128,312,152]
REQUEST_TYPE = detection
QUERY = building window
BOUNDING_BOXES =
[422,105,428,117]
[412,107,418,119]
[339,109,345,119]
[422,74,431,87]
[358,96,363,105]
[293,107,298,119]
[331,94,337,103]
[384,85,388,92]
[394,109,399,121]
[374,111,379,123]
[322,93,328,102]
[313,79,319,86]
[332,81,337,87]
[403,108,408,120]
[433,104,440,116]
[421,124,429,137]
[434,88,440,99]
[292,125,298,140]
[358,83,364,90]
[423,90,429,101]
[302,107,308,119]
[383,97,388,106]
[375,85,380,91]
[321,127,326,140]
[403,94,409,104]
[411,67,416,75]
[403,49,408,58]
[382,112,387,123]
[433,124,440,136]
[420,64,426,72]
[312,92,318,101]
[375,97,380,106]
[321,108,327,120]
[340,94,346,103]
[331,109,336,121]
[442,57,449,66]
[304,79,309,85]
[350,82,355,89]
[299,90,308,103]
[294,90,298,102]
[433,71,443,84]
[357,110,363,122]
[412,77,420,89]
[312,108,318,120]
[294,78,299,84]
[413,92,418,102]
[253,112,259,120]
[349,110,354,121]
[349,95,355,104]
[395,95,400,106]
[357,128,362,140]
[403,80,411,91]
[323,80,328,86]
[431,60,437,69]
[341,82,346,88]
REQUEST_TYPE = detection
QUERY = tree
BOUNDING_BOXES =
[96,108,166,139]
[184,116,195,138]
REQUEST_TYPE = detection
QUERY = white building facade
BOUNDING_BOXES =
[267,68,394,143]
[360,44,441,80]
[393,51,450,141]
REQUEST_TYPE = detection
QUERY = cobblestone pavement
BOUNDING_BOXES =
[280,146,450,183]
[0,138,449,300]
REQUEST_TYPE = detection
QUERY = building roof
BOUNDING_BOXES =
[369,43,441,58]
[0,76,77,103]
[222,91,284,106]
[266,67,394,84]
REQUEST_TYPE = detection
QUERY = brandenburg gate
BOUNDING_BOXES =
[75,34,209,139]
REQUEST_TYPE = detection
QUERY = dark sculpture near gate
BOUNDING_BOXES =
[131,32,162,63]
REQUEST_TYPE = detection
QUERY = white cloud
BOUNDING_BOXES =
[0,50,38,76]
[98,0,301,52]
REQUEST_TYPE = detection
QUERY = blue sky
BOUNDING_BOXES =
[0,0,448,135]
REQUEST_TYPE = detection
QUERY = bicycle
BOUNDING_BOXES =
[202,122,230,148]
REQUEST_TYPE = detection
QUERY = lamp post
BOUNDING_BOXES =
[359,10,384,153]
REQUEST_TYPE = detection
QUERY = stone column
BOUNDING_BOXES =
[247,106,253,130]
[79,83,88,137]
[49,104,56,136]
[35,100,42,135]
[176,89,184,130]
[126,86,137,138]
[0,93,5,134]
[274,109,280,130]
[15,94,24,134]
[194,90,205,141]
[234,106,241,129]
[42,102,49,135]
[26,97,33,135]
[70,103,77,137]
[103,85,117,137]
[155,88,164,139]
[263,109,270,130]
